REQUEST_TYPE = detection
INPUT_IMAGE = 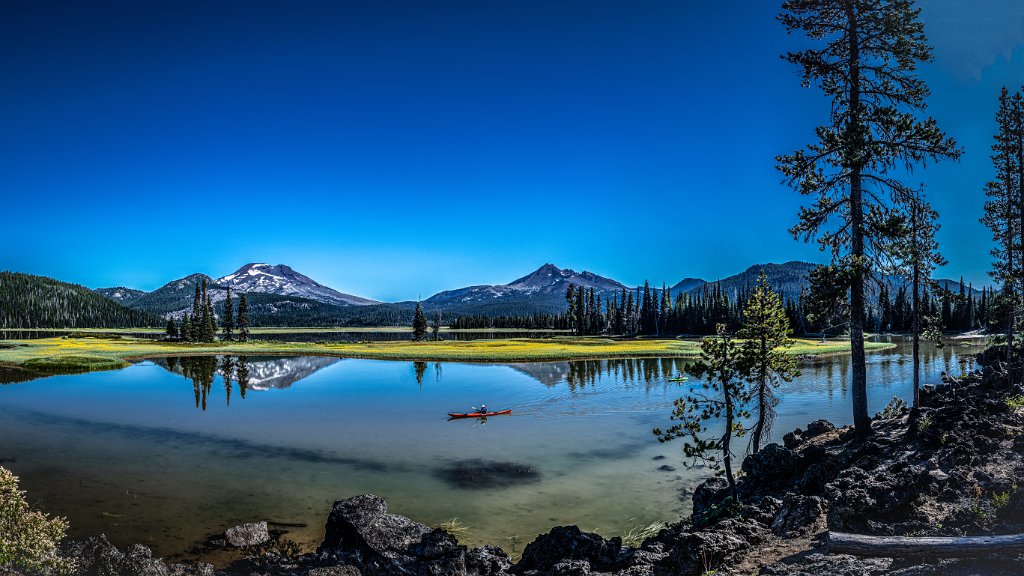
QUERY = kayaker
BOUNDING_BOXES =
[479,403,487,414]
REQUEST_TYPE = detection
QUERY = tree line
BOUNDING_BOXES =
[448,277,994,338]
[0,272,159,329]
[163,279,250,342]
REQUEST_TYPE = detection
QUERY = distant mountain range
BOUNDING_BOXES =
[0,261,991,329]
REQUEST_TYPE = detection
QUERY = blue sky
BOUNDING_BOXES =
[2,1,1022,301]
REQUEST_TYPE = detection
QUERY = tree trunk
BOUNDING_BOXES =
[829,531,1024,557]
[911,203,921,408]
[1016,118,1023,387]
[751,340,768,454]
[846,2,870,437]
[722,375,737,499]
[1007,153,1014,383]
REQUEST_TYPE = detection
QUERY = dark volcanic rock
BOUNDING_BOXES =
[770,495,825,537]
[691,477,732,528]
[666,529,751,576]
[513,526,622,574]
[740,444,802,498]
[61,535,214,576]
[318,494,510,576]
[803,420,836,439]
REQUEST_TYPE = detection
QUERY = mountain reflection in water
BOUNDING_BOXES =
[154,355,342,409]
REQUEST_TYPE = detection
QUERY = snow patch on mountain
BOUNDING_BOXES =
[215,263,378,306]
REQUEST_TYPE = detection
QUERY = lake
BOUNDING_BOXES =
[0,337,986,561]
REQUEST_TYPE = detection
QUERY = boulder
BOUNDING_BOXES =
[771,495,825,537]
[225,521,270,548]
[513,526,622,574]
[803,420,836,439]
[691,477,732,528]
[318,494,509,576]
[60,535,212,576]
[740,444,803,498]
[665,529,750,576]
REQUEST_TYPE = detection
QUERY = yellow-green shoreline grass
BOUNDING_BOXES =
[0,336,895,380]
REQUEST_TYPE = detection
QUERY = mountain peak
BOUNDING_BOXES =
[215,263,377,306]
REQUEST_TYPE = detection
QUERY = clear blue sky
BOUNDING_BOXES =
[2,1,1022,301]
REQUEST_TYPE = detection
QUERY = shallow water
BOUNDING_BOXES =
[0,336,985,560]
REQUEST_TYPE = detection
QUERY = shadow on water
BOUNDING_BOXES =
[434,459,541,489]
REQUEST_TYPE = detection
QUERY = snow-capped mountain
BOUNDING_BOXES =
[215,263,378,306]
[426,264,627,306]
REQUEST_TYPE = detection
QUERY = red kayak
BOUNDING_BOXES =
[447,409,512,419]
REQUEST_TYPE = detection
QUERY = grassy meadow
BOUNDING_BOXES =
[0,334,896,380]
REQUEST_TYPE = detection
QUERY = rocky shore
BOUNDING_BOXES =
[59,347,1024,576]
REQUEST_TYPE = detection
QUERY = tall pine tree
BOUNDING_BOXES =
[222,287,234,340]
[981,87,1022,374]
[778,0,960,435]
[237,294,250,342]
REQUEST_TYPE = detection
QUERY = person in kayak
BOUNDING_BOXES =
[478,403,487,414]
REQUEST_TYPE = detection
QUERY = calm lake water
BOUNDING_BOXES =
[0,337,986,560]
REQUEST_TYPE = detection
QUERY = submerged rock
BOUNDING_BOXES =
[435,459,540,489]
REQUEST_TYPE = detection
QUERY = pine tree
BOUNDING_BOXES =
[165,317,178,340]
[412,303,428,341]
[778,0,961,436]
[981,87,1021,374]
[222,287,234,340]
[192,283,202,331]
[738,273,800,454]
[182,314,193,342]
[197,279,211,342]
[655,324,750,499]
[205,292,216,342]
[897,193,946,407]
[565,284,577,335]
[237,294,250,342]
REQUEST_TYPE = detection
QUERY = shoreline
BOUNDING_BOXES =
[0,336,898,381]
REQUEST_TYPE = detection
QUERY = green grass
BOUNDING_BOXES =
[4,326,572,334]
[0,335,895,380]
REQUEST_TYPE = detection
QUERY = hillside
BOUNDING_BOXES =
[94,287,146,304]
[0,272,159,328]
[680,261,818,301]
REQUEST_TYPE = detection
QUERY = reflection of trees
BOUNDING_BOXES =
[414,362,427,387]
[563,358,691,391]
[237,356,249,399]
[178,356,218,410]
[221,356,235,407]
[170,356,250,410]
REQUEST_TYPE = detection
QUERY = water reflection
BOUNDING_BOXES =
[154,355,339,409]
